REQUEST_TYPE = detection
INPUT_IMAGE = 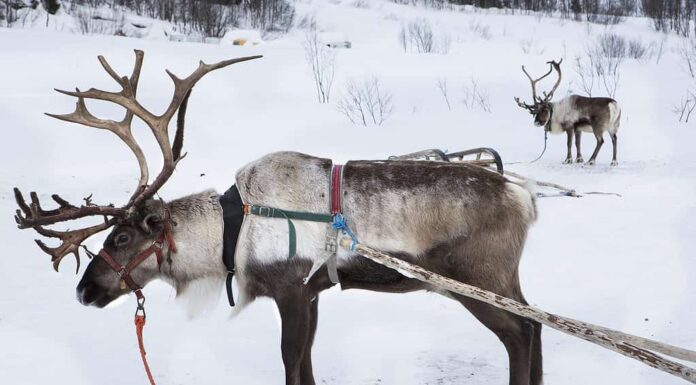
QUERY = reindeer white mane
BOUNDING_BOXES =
[164,190,227,318]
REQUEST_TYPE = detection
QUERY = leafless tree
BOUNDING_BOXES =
[337,77,393,126]
[304,25,335,104]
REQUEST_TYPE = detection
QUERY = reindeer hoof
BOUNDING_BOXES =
[586,160,596,166]
[611,160,618,166]
[576,157,584,163]
[563,158,573,164]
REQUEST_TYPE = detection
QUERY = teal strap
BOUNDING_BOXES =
[247,205,334,258]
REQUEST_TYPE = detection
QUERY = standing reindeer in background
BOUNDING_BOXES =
[515,59,622,166]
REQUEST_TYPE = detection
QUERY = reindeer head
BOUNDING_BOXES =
[13,50,261,307]
[514,59,563,128]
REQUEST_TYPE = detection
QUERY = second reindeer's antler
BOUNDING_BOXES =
[514,58,563,112]
[14,50,262,272]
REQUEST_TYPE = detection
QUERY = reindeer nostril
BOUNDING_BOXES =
[77,280,98,305]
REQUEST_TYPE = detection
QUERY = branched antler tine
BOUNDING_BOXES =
[123,50,145,128]
[14,188,31,217]
[33,219,114,272]
[13,186,125,228]
[52,87,158,128]
[521,64,553,103]
[52,194,74,208]
[129,50,144,94]
[514,96,536,111]
[543,59,563,102]
[30,191,63,217]
[47,89,150,196]
[160,55,263,123]
[127,55,263,209]
[97,54,127,86]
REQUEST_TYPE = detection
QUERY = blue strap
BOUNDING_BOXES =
[332,214,359,251]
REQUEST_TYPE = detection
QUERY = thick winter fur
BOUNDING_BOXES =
[233,152,540,385]
[77,191,226,318]
[540,94,621,165]
[78,152,541,385]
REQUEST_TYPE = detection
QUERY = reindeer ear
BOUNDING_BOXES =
[140,212,163,235]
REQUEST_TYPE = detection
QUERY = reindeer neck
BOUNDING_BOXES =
[545,102,554,132]
[162,190,226,290]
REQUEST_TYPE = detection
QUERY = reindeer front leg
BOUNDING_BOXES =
[574,130,584,163]
[564,129,573,164]
[276,289,313,385]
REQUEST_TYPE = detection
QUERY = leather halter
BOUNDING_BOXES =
[97,208,177,301]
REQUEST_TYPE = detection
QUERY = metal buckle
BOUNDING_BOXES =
[135,296,146,318]
[324,228,338,253]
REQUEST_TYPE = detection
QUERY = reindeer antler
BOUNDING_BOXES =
[514,58,563,112]
[541,59,563,102]
[14,50,262,272]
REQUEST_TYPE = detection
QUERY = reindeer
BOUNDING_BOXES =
[14,51,542,385]
[515,59,622,165]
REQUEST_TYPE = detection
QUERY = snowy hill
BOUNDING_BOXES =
[1,1,695,384]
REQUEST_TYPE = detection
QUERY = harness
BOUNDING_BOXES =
[90,208,177,385]
[219,185,245,307]
[241,164,356,285]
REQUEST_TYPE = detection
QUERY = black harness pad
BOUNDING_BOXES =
[219,185,244,306]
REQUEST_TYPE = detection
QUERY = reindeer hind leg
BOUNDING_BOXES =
[454,291,538,385]
[587,128,604,165]
[574,130,584,163]
[564,129,573,164]
[610,133,618,166]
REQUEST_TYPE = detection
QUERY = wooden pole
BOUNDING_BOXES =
[340,239,696,383]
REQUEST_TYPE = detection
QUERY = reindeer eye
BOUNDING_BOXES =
[115,233,131,247]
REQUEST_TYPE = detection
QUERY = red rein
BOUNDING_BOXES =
[96,209,177,385]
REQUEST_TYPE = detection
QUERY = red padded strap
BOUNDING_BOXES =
[331,165,343,215]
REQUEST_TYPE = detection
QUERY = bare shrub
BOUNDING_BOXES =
[580,32,626,98]
[519,38,546,55]
[436,77,451,110]
[399,18,450,54]
[627,38,655,62]
[462,78,491,113]
[675,35,696,122]
[74,8,119,35]
[674,92,696,123]
[655,35,667,64]
[400,18,434,53]
[597,32,627,59]
[304,25,335,104]
[574,55,595,97]
[468,19,492,40]
[337,77,393,126]
[391,0,448,9]
[351,0,370,8]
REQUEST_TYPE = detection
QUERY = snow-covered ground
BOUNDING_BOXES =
[1,1,695,384]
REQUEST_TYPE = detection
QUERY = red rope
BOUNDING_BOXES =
[135,315,157,385]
